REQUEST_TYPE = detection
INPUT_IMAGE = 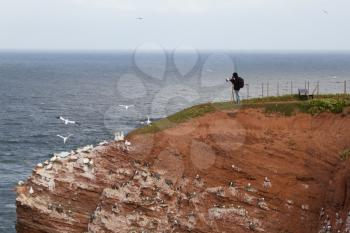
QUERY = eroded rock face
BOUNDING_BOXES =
[16,109,350,233]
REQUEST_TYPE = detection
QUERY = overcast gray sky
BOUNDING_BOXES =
[0,0,349,51]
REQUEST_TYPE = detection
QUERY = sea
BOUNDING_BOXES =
[0,50,350,232]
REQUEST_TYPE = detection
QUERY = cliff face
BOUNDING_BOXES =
[16,109,350,233]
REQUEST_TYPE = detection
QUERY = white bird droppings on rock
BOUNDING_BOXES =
[231,164,241,172]
[83,158,90,164]
[69,155,78,161]
[89,160,94,166]
[56,151,70,158]
[301,204,309,211]
[46,163,53,170]
[98,140,109,146]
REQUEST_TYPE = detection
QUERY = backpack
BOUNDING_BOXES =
[238,77,244,88]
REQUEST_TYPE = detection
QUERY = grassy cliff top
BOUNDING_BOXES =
[129,94,350,136]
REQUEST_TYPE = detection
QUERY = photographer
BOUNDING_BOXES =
[226,72,244,104]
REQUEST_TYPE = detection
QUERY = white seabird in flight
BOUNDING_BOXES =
[136,17,144,20]
[119,105,134,110]
[57,134,73,144]
[56,116,80,125]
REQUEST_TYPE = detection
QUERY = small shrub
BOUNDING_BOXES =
[340,149,350,161]
[300,99,347,115]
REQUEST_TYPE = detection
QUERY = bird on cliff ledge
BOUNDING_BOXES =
[141,116,152,126]
[114,131,125,141]
[29,186,34,195]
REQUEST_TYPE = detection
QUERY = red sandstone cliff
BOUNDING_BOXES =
[16,108,350,233]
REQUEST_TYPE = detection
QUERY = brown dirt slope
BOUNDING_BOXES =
[16,108,350,233]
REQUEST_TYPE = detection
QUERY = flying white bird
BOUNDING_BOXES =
[119,105,134,110]
[141,116,152,126]
[56,116,80,125]
[323,10,328,14]
[57,134,73,144]
[136,17,144,20]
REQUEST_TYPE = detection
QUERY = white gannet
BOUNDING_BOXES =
[37,163,43,168]
[125,140,131,146]
[29,186,34,195]
[114,131,125,141]
[263,177,272,189]
[119,105,134,110]
[141,116,152,126]
[18,180,24,186]
[56,116,80,125]
[50,155,58,162]
[57,134,73,144]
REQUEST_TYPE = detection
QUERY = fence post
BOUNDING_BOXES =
[345,80,347,95]
[231,86,234,102]
[267,82,269,97]
[277,82,280,96]
[307,81,310,94]
[247,84,250,99]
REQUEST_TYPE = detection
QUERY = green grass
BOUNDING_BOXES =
[129,103,216,136]
[128,94,350,136]
[340,149,350,161]
[264,102,301,116]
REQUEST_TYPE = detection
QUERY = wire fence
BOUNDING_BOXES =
[240,79,349,100]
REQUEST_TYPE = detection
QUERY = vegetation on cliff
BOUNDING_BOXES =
[130,94,350,135]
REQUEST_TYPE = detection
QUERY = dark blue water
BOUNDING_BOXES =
[1,51,350,232]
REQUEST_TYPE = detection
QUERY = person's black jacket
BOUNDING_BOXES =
[229,77,241,91]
